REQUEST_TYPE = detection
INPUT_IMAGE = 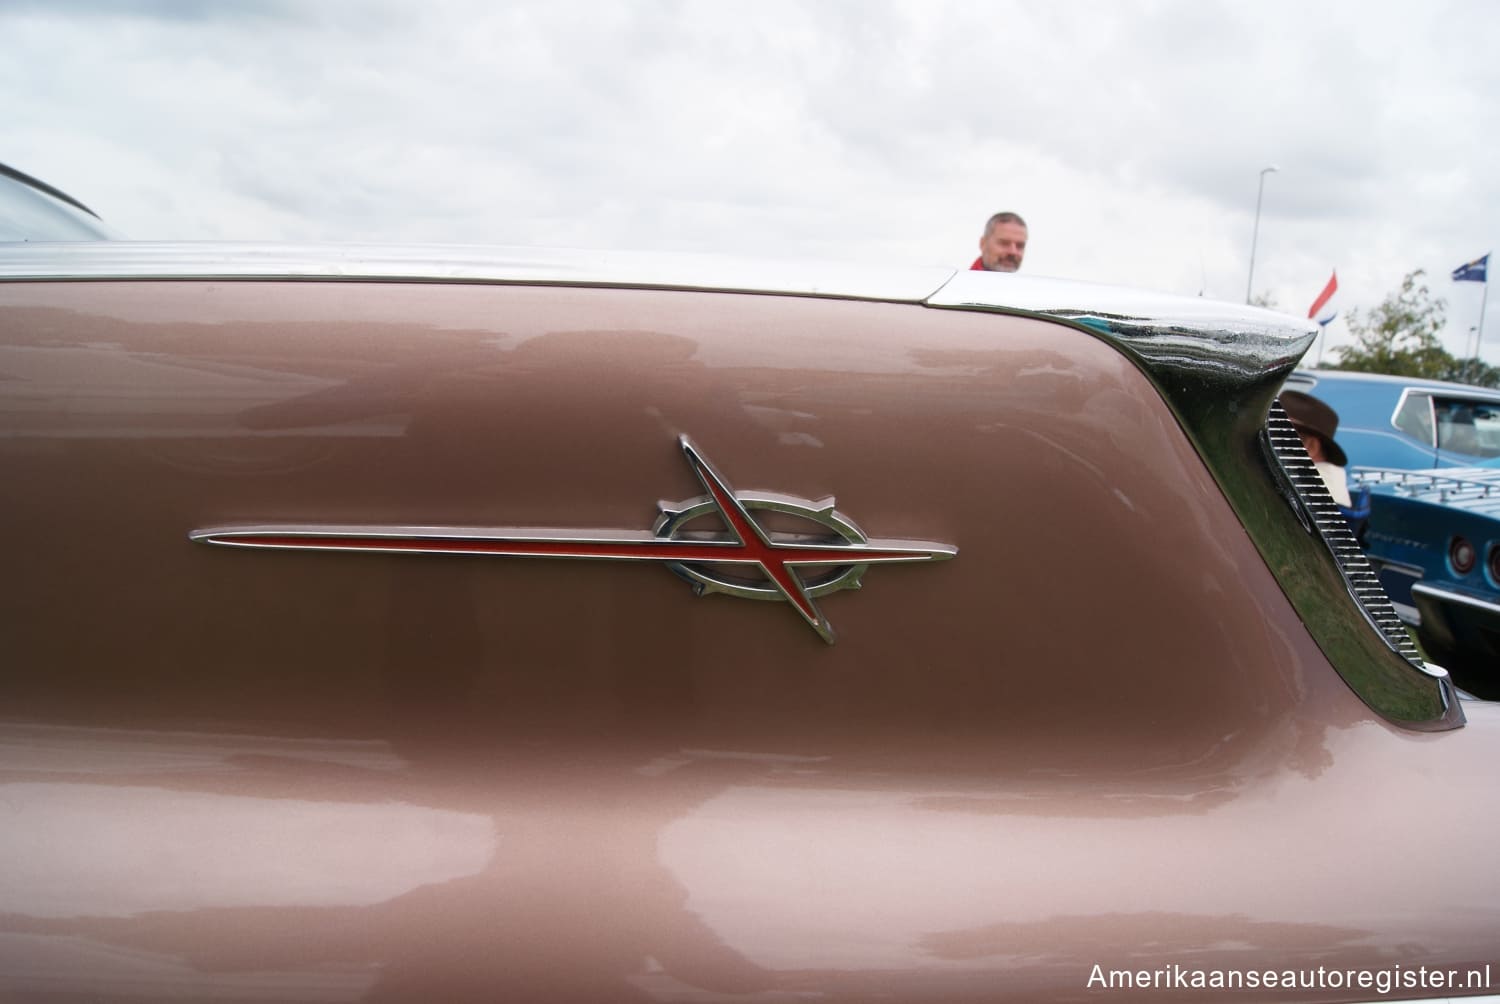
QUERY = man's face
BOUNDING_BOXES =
[979,221,1028,272]
[1296,428,1326,462]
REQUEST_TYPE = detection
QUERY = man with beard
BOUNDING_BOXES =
[970,211,1028,273]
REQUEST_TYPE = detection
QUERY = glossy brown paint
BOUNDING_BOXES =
[0,280,1496,1001]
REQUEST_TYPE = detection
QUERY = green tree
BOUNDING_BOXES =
[1332,270,1500,388]
[1440,355,1500,389]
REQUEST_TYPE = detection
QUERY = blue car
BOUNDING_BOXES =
[1284,369,1500,469]
[1281,371,1500,691]
[1350,467,1500,694]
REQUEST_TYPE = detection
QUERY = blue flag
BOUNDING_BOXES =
[1452,253,1489,283]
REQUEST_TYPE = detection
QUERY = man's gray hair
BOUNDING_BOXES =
[984,211,1027,234]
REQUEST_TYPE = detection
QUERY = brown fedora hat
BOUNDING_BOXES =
[1279,390,1347,467]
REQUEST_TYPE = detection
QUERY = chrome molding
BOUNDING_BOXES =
[928,271,1463,731]
[1413,582,1500,617]
[0,242,954,304]
[929,271,1318,383]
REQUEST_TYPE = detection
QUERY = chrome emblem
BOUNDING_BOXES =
[192,436,956,643]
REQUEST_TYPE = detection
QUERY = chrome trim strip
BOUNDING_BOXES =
[1413,582,1500,617]
[0,242,955,303]
[927,271,1463,730]
[928,271,1314,381]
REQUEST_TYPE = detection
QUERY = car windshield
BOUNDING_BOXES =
[0,164,116,241]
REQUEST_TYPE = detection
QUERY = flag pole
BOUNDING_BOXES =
[1453,254,1491,361]
[1478,277,1490,361]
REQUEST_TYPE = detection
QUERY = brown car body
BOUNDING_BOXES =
[0,241,1496,1002]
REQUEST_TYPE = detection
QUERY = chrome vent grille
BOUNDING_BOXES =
[1265,403,1425,665]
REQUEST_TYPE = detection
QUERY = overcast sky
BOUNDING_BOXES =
[4,0,1497,363]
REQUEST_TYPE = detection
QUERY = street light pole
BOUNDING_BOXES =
[1245,165,1279,304]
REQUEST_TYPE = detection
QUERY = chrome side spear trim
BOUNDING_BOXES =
[192,436,956,644]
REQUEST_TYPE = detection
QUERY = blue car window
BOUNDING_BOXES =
[1394,392,1435,447]
[1472,404,1500,456]
[1433,398,1500,459]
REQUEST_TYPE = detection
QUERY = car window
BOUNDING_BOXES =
[1393,391,1435,446]
[1433,396,1500,458]
[1477,407,1500,456]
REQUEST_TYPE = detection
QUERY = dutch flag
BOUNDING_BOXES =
[1308,270,1338,326]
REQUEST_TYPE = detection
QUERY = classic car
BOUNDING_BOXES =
[1284,368,1500,469]
[1353,466,1500,696]
[1,171,1497,1000]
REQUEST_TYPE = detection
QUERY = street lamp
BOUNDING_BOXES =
[1245,165,1279,304]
